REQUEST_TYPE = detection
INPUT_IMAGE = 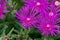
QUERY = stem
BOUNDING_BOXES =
[7,27,14,36]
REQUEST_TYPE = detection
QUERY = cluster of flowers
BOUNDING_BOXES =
[1,0,60,37]
[16,0,60,36]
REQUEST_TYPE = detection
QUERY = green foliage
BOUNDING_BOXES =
[28,28,42,39]
[0,0,60,40]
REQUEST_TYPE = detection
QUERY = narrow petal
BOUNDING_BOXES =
[0,14,5,19]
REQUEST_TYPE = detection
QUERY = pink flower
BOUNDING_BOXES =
[0,0,9,19]
[15,6,40,29]
[48,0,60,8]
[37,19,60,36]
[24,0,48,11]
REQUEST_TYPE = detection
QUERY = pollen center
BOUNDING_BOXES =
[27,18,30,21]
[46,24,50,28]
[26,18,31,23]
[46,24,51,30]
[49,12,54,16]
[55,1,60,6]
[36,2,40,6]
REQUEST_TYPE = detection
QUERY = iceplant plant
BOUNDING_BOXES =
[0,0,10,19]
[35,4,60,37]
[24,0,48,11]
[15,6,40,29]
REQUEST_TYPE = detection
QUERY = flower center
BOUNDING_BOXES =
[36,2,40,6]
[55,1,60,6]
[46,24,50,28]
[49,12,54,16]
[27,18,30,21]
[46,24,51,30]
[26,18,31,23]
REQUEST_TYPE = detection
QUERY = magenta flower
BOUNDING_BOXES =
[49,0,60,7]
[38,21,60,36]
[0,0,9,19]
[15,6,40,29]
[35,4,60,36]
[24,0,48,11]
